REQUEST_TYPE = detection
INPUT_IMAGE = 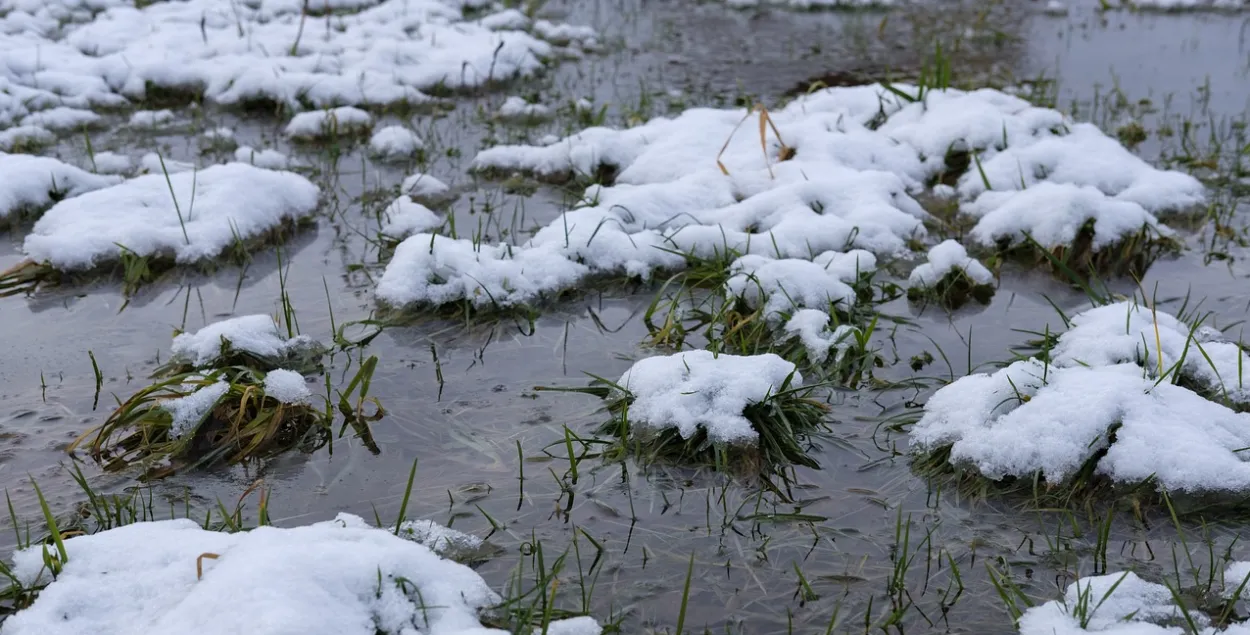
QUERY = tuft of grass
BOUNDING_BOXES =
[994,222,1180,281]
[68,366,333,479]
[541,371,832,476]
[907,268,996,309]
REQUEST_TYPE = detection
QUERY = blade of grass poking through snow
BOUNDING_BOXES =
[157,153,190,245]
[30,477,68,573]
[392,457,417,535]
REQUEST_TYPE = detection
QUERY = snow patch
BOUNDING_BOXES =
[0,153,122,221]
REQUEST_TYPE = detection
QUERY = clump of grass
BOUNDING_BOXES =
[907,268,996,309]
[541,374,831,476]
[68,366,331,479]
[996,222,1180,280]
[0,217,308,297]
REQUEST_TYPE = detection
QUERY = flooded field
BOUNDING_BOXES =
[2,0,1250,633]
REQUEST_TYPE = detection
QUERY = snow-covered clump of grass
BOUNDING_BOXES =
[18,106,101,131]
[2,163,319,294]
[496,96,552,122]
[912,301,1250,498]
[234,146,290,169]
[907,239,995,307]
[368,125,424,160]
[127,109,175,129]
[69,315,349,478]
[0,153,122,223]
[139,152,195,175]
[1103,0,1246,11]
[722,0,897,8]
[1017,568,1250,635]
[376,234,589,313]
[378,196,442,242]
[548,350,829,473]
[168,314,324,372]
[90,152,135,175]
[285,107,374,140]
[0,0,596,119]
[0,512,601,635]
[726,250,876,319]
[401,172,451,201]
[1049,302,1250,407]
[0,125,54,152]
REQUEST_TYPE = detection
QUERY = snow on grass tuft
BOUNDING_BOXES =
[127,108,175,129]
[18,106,101,130]
[0,125,54,151]
[0,153,122,221]
[401,172,450,200]
[1,513,601,635]
[379,197,442,241]
[0,0,595,121]
[496,96,552,121]
[614,350,804,444]
[913,302,1250,494]
[376,234,589,310]
[90,152,134,175]
[725,250,876,319]
[285,107,373,140]
[368,125,424,160]
[1017,569,1250,635]
[170,314,320,369]
[782,309,859,365]
[907,239,995,307]
[233,146,290,170]
[262,368,313,405]
[22,163,320,271]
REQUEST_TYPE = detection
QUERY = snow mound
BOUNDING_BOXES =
[376,234,589,309]
[163,379,230,439]
[263,369,313,405]
[368,126,424,159]
[725,250,876,319]
[0,126,54,151]
[401,172,450,200]
[782,309,860,365]
[1,513,601,635]
[723,0,896,7]
[1018,570,1250,635]
[286,107,373,139]
[171,314,318,369]
[91,152,134,175]
[497,96,551,120]
[22,163,320,270]
[379,197,442,241]
[908,239,993,288]
[0,153,122,221]
[234,146,290,170]
[1103,0,1246,11]
[616,350,802,444]
[1051,302,1250,405]
[19,107,101,131]
[128,109,175,129]
[0,0,596,122]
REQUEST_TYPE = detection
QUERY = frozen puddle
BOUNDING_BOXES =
[17,163,319,272]
[0,0,598,127]
[0,513,602,635]
[378,84,1202,313]
[912,301,1250,493]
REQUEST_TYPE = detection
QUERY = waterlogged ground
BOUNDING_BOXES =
[4,0,1250,632]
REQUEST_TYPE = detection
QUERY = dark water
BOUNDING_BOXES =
[3,0,1250,632]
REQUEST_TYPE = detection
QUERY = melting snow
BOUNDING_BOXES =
[0,153,122,221]
[262,369,313,405]
[170,314,317,368]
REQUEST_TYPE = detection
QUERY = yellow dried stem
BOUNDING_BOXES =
[196,552,220,579]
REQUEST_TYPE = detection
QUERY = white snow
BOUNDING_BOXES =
[725,250,876,319]
[1105,0,1246,10]
[1043,0,1069,14]
[285,107,373,140]
[615,350,803,444]
[170,314,316,368]
[376,234,589,309]
[1017,569,1250,635]
[2,513,601,635]
[368,126,424,159]
[782,309,859,364]
[262,369,313,405]
[394,519,483,556]
[0,153,122,220]
[18,106,101,130]
[139,152,196,175]
[497,96,551,120]
[0,125,54,151]
[723,0,896,8]
[163,379,230,439]
[379,196,442,240]
[23,162,320,270]
[401,172,450,200]
[908,239,994,288]
[90,151,134,175]
[0,0,596,123]
[234,146,290,170]
[128,109,175,129]
[1050,302,1250,405]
